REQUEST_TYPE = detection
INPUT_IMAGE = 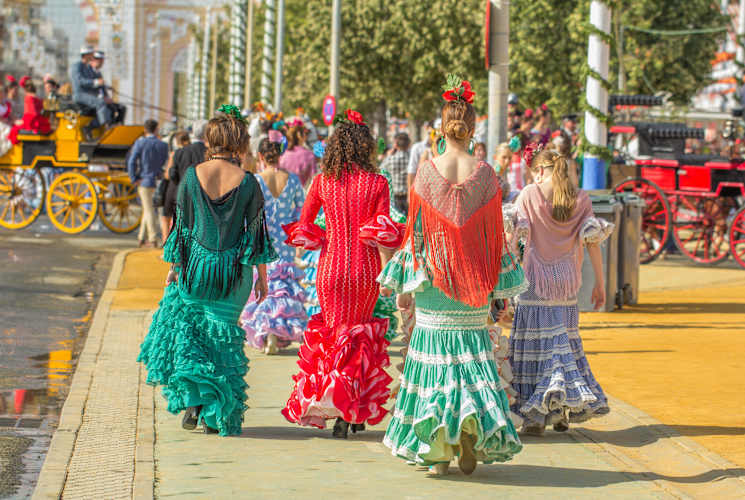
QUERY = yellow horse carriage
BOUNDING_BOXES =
[0,109,144,234]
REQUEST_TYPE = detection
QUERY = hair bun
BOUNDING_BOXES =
[444,119,469,141]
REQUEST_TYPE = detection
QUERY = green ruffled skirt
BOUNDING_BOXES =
[137,272,253,436]
[380,249,525,465]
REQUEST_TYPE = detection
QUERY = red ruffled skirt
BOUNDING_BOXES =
[281,314,392,428]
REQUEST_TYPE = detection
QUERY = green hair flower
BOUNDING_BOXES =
[218,104,246,123]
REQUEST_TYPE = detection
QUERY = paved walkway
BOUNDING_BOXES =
[32,250,745,499]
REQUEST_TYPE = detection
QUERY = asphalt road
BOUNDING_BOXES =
[0,216,134,499]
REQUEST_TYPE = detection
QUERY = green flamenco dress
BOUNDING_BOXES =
[378,160,526,466]
[137,168,277,436]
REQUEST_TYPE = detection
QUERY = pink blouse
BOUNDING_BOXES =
[280,146,317,187]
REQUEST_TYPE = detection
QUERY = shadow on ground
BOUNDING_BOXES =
[575,424,745,448]
[440,464,745,487]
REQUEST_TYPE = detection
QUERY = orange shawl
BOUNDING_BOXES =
[402,161,504,308]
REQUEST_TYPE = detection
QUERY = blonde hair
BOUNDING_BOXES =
[529,149,577,222]
[495,142,511,157]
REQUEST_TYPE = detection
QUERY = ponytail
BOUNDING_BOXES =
[550,154,577,222]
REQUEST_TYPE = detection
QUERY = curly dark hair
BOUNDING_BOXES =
[322,121,377,179]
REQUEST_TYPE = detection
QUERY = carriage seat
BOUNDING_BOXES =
[676,154,728,166]
[58,99,97,117]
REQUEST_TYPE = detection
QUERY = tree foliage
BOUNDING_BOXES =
[189,0,728,125]
[509,0,728,116]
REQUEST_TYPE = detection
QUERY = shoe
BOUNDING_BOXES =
[553,409,570,432]
[458,433,477,475]
[522,424,546,436]
[332,418,349,439]
[351,423,365,434]
[202,421,219,434]
[428,463,449,476]
[265,334,279,355]
[181,406,200,430]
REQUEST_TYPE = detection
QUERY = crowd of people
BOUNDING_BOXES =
[134,74,613,477]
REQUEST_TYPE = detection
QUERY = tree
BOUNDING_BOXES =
[282,0,489,130]
[509,0,728,116]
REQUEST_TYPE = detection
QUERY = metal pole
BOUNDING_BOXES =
[737,0,745,74]
[261,0,275,106]
[329,0,341,132]
[244,0,254,109]
[486,0,509,164]
[209,11,219,116]
[616,23,625,91]
[273,0,285,112]
[583,1,611,190]
[228,0,247,107]
[199,7,211,120]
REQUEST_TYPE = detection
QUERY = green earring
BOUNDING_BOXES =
[467,139,475,156]
[437,137,446,155]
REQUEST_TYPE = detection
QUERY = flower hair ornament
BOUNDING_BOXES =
[441,73,474,104]
[286,118,304,129]
[333,108,367,127]
[522,141,543,166]
[218,104,247,123]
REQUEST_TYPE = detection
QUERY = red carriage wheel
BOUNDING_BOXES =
[730,206,745,269]
[672,195,730,265]
[613,178,671,264]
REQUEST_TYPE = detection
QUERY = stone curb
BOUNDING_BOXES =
[32,249,134,500]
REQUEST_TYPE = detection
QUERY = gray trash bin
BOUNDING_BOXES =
[615,193,644,306]
[577,194,621,312]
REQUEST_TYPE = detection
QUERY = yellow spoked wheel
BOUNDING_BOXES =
[0,167,45,230]
[97,177,142,233]
[46,172,98,234]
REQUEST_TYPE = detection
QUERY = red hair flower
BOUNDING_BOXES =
[522,141,543,166]
[5,75,16,84]
[345,109,366,126]
[19,76,30,89]
[442,79,474,104]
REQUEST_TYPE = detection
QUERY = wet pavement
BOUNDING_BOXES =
[0,216,134,498]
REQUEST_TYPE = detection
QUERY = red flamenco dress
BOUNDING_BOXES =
[282,166,404,428]
[9,94,51,145]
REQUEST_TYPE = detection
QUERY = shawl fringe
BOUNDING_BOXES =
[524,249,580,301]
[402,189,504,308]
[177,209,267,300]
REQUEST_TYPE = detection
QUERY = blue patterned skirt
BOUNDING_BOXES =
[508,285,609,426]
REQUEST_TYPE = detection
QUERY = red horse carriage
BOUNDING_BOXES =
[609,95,745,269]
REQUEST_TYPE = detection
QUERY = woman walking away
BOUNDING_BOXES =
[137,105,277,436]
[241,139,308,354]
[509,147,612,435]
[379,75,525,476]
[280,119,317,187]
[282,109,403,438]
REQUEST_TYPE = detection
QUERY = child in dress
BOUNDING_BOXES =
[508,148,613,435]
[9,77,51,144]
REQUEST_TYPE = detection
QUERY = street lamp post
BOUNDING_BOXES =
[486,0,509,163]
[329,0,341,132]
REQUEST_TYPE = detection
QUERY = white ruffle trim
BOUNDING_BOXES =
[581,216,615,245]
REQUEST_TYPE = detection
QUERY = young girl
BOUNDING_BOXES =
[241,139,308,354]
[509,148,612,435]
[494,142,516,201]
[9,77,51,144]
